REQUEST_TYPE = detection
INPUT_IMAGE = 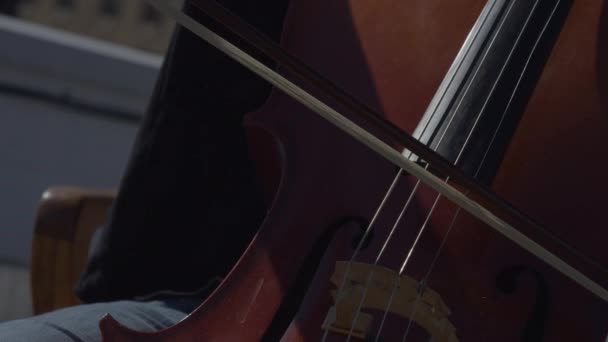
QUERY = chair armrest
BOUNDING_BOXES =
[30,186,116,315]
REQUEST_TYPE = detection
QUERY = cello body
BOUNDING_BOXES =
[101,0,608,340]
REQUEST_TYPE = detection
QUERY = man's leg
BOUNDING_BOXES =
[0,297,199,342]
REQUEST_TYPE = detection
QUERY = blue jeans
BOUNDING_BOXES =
[0,296,201,341]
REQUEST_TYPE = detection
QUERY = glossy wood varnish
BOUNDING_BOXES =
[100,0,608,340]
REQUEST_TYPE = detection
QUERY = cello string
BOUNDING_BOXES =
[341,177,422,342]
[346,0,526,339]
[398,1,561,341]
[193,0,608,285]
[336,2,507,339]
[367,0,537,338]
[396,0,536,287]
[348,168,404,265]
[149,0,607,340]
[325,2,502,339]
[306,0,497,324]
[319,169,403,342]
[148,4,608,336]
[316,167,403,342]
[348,0,501,270]
[399,205,464,342]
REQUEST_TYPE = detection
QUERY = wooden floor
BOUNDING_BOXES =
[0,263,32,322]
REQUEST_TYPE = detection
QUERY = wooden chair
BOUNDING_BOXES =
[30,187,116,315]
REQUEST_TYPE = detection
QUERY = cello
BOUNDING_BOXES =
[101,0,608,340]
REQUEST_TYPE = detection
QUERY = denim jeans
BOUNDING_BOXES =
[0,296,202,342]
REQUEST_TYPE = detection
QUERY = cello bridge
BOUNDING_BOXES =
[321,261,458,341]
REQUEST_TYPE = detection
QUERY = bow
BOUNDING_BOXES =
[145,0,608,302]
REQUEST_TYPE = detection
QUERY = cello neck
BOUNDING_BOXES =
[411,0,573,184]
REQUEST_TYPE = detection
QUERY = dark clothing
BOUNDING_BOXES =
[75,0,289,303]
[0,1,290,340]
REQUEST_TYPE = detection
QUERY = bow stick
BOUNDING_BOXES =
[145,0,608,302]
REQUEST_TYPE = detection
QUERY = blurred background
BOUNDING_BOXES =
[0,0,178,321]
